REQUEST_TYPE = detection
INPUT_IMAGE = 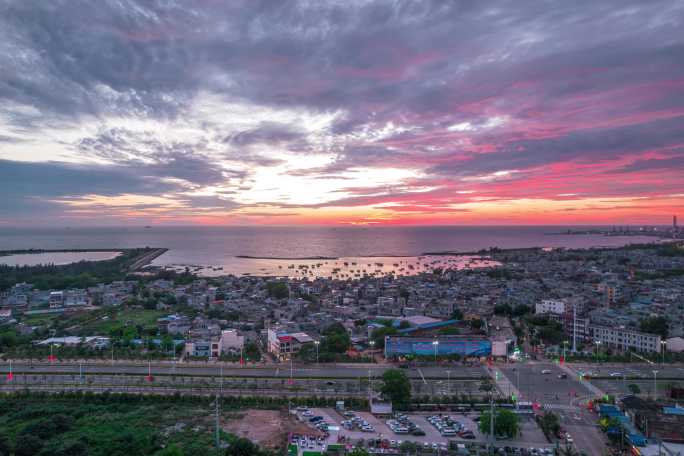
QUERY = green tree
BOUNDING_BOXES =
[349,448,371,456]
[451,308,464,320]
[266,282,289,300]
[479,408,519,438]
[539,411,560,437]
[380,369,411,410]
[154,445,184,456]
[371,326,398,349]
[321,323,351,353]
[479,378,494,393]
[628,384,641,395]
[640,316,668,338]
[0,436,9,456]
[14,435,44,456]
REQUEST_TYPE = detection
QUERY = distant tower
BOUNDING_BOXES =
[674,215,678,231]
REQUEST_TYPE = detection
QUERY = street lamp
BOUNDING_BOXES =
[594,340,601,364]
[432,340,439,362]
[652,370,658,400]
[314,340,320,364]
[660,341,667,367]
[562,340,569,364]
[446,370,451,395]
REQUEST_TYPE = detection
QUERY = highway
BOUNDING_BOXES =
[0,360,486,379]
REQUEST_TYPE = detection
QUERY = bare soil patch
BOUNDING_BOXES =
[223,409,322,449]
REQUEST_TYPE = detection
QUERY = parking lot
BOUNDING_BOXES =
[291,408,553,454]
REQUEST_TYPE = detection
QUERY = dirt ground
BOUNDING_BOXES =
[224,409,322,449]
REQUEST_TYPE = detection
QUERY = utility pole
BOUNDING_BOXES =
[214,393,220,449]
[572,302,577,353]
[368,368,373,406]
[653,370,658,400]
[488,392,495,455]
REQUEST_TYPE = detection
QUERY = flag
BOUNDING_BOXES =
[48,354,56,363]
[146,375,154,383]
[6,372,13,381]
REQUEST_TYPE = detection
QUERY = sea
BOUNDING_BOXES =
[0,226,659,278]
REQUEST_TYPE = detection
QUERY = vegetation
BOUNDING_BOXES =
[0,392,371,455]
[297,323,355,363]
[370,326,398,349]
[478,408,520,438]
[538,411,560,439]
[640,316,669,338]
[265,282,289,300]
[494,303,531,317]
[0,249,180,291]
[380,369,411,410]
[0,392,280,456]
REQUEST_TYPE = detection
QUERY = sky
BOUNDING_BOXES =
[1,0,683,226]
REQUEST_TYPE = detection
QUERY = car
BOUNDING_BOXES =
[541,369,552,374]
[558,373,568,379]
[309,416,323,423]
[610,372,623,377]
[411,428,425,436]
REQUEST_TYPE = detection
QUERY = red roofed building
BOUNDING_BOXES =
[268,329,314,360]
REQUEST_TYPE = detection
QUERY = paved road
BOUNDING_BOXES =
[499,362,592,407]
[0,361,485,380]
[569,363,684,379]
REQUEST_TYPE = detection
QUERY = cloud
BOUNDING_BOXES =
[1,0,684,224]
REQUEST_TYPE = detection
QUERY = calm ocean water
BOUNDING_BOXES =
[0,226,657,276]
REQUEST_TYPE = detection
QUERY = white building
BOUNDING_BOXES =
[218,329,245,354]
[267,329,314,360]
[665,337,684,353]
[49,291,64,308]
[535,299,566,315]
[590,326,661,353]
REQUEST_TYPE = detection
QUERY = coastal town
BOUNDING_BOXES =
[1,239,684,455]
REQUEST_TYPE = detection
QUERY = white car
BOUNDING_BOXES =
[610,372,623,377]
[541,369,552,374]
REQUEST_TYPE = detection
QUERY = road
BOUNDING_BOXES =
[499,362,592,407]
[569,362,684,380]
[499,361,607,456]
[0,360,485,379]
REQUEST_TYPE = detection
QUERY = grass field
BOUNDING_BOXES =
[0,394,275,456]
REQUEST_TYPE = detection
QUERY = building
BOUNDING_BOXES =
[267,329,314,360]
[384,335,491,358]
[596,281,621,307]
[218,329,245,354]
[590,325,661,353]
[535,299,566,315]
[665,337,684,353]
[48,291,64,308]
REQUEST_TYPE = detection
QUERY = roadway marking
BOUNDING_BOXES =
[417,368,428,385]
